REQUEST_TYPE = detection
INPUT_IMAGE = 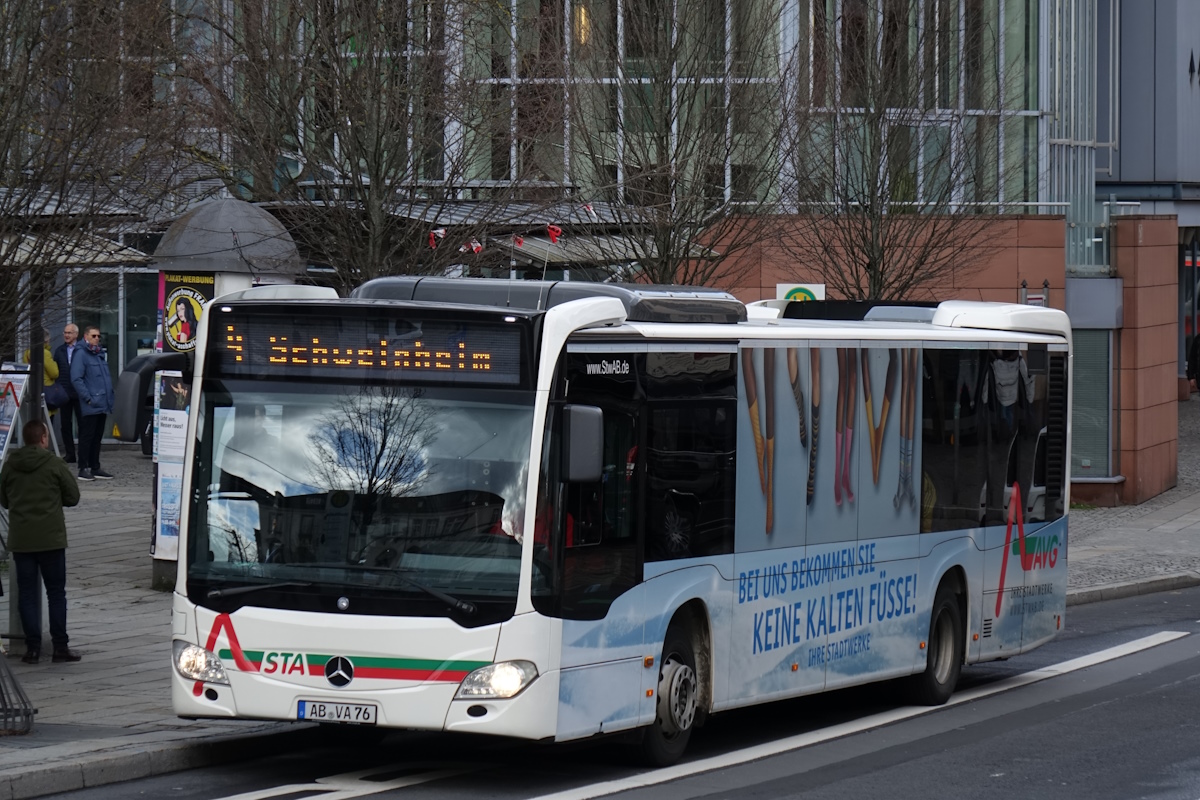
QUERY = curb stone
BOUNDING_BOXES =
[1065,571,1200,607]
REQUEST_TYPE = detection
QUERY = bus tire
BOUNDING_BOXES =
[909,581,963,705]
[639,624,698,767]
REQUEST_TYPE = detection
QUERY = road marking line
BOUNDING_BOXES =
[529,631,1190,800]
[207,767,467,800]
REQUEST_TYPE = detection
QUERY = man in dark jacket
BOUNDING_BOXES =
[69,325,115,481]
[51,323,81,463]
[0,419,82,663]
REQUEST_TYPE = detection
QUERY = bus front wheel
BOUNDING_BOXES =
[909,581,964,705]
[639,624,698,767]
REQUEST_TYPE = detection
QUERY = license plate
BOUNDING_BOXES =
[297,699,377,725]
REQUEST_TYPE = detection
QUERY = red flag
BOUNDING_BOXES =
[547,224,563,243]
[582,203,598,220]
[429,228,446,249]
[459,238,483,254]
[512,234,524,247]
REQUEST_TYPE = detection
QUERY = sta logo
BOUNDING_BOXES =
[995,483,1059,617]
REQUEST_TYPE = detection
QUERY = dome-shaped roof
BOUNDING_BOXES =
[152,198,303,276]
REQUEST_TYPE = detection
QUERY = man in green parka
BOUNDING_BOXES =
[0,419,81,663]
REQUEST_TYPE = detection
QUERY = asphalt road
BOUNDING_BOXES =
[44,586,1200,800]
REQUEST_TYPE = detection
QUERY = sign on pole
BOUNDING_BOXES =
[776,284,826,302]
[0,369,30,465]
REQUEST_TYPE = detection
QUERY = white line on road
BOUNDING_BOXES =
[206,766,469,800]
[528,631,1190,800]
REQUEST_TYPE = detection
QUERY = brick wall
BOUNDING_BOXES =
[716,214,1067,308]
[1104,216,1178,505]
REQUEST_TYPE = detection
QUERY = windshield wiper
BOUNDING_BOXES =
[300,563,478,616]
[207,581,314,599]
[394,574,477,616]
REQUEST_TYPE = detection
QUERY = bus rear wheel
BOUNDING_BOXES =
[639,625,698,767]
[908,581,964,705]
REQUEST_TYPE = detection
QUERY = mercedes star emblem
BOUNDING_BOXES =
[325,656,354,687]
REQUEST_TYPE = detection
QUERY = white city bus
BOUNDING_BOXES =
[165,278,1070,765]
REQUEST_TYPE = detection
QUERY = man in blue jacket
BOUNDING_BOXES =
[0,419,82,663]
[52,323,81,463]
[69,325,115,481]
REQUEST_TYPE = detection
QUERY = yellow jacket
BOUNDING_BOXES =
[23,344,59,387]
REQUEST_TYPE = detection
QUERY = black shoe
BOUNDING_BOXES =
[64,456,76,464]
[78,469,94,482]
[22,650,40,664]
[52,649,81,663]
[92,469,114,480]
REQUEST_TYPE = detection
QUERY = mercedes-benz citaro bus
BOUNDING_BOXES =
[158,278,1069,766]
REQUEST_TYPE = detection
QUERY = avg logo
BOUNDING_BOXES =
[192,613,489,695]
[994,483,1060,618]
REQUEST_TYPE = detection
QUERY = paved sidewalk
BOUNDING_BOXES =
[2,399,1200,799]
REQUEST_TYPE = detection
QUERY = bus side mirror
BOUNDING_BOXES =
[563,405,603,483]
[113,352,190,442]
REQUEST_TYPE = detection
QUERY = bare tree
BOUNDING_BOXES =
[779,0,1039,299]
[0,0,189,380]
[562,0,793,285]
[185,0,530,294]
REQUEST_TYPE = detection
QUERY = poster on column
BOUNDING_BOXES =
[160,272,214,353]
[152,370,188,560]
[155,461,184,560]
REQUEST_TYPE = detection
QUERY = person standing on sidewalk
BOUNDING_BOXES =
[52,323,82,463]
[69,325,115,481]
[0,419,82,663]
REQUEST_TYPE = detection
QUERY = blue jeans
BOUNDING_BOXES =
[14,550,68,652]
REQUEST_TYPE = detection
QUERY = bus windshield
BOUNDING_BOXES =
[187,380,535,622]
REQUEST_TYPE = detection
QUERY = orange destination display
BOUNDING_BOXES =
[210,311,526,386]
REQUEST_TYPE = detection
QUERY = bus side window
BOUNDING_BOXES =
[645,402,736,561]
[921,348,989,532]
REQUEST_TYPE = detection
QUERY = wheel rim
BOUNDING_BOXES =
[930,609,956,685]
[657,655,697,736]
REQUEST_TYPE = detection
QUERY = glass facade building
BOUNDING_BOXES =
[201,0,1048,211]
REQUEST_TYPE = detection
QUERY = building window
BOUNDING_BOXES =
[1071,330,1112,478]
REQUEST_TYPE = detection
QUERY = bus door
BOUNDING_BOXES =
[978,348,1031,657]
[1015,347,1069,650]
[548,349,648,739]
[920,346,990,662]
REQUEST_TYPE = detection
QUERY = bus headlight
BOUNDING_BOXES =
[455,661,538,699]
[173,639,229,685]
